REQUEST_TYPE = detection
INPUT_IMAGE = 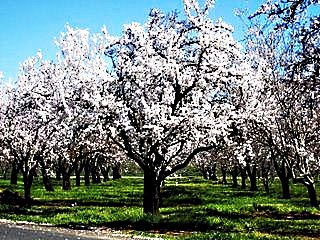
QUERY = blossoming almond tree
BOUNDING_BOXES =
[0,54,58,203]
[50,25,109,189]
[101,0,254,214]
[246,0,320,206]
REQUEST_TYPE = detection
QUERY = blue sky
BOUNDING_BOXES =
[0,0,263,80]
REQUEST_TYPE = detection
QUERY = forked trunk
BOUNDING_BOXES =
[143,170,161,215]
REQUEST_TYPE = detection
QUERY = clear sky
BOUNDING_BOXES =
[0,0,263,80]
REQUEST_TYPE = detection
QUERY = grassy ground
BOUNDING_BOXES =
[0,176,319,240]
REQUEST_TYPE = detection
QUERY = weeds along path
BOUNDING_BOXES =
[0,219,163,240]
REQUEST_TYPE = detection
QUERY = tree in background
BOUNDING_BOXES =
[247,0,320,206]
[0,54,57,203]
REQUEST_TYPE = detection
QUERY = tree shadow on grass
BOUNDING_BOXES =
[0,204,73,217]
[255,218,320,238]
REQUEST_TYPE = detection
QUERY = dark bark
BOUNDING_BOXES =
[56,168,62,181]
[75,166,82,186]
[91,166,101,184]
[62,174,71,190]
[75,159,85,187]
[273,158,291,199]
[247,164,258,191]
[221,165,227,185]
[102,165,111,182]
[23,167,36,205]
[84,159,91,186]
[240,167,247,189]
[294,177,318,207]
[75,171,81,186]
[112,162,122,180]
[231,166,239,188]
[307,183,318,207]
[261,159,272,194]
[262,178,270,194]
[38,156,54,192]
[10,161,18,185]
[41,169,54,192]
[143,170,161,215]
[280,175,291,199]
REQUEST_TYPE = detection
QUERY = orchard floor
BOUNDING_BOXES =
[0,176,319,240]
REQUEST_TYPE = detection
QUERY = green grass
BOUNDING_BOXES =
[0,176,319,240]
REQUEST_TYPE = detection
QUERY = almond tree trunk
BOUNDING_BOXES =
[247,164,258,191]
[23,166,36,205]
[143,170,161,215]
[112,162,122,180]
[307,183,318,207]
[240,167,247,189]
[62,173,71,190]
[10,161,18,185]
[231,165,239,188]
